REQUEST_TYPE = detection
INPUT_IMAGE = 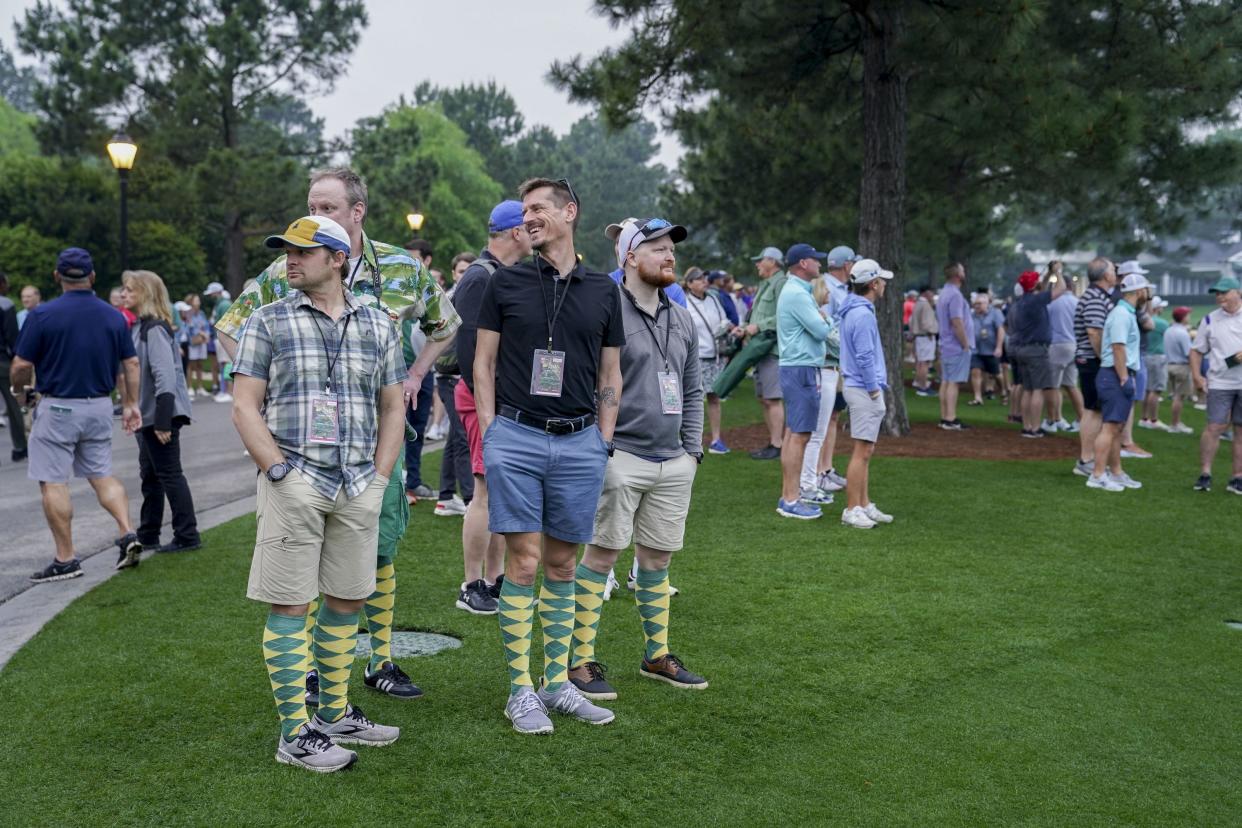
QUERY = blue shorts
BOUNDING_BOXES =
[779,365,821,434]
[942,350,972,383]
[1134,359,1148,401]
[482,415,608,544]
[1095,367,1136,424]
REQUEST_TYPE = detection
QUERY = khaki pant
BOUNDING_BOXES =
[591,450,697,553]
[246,468,386,605]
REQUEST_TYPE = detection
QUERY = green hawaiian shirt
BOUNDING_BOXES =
[214,232,460,347]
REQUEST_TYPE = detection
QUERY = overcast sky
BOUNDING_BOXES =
[0,0,682,167]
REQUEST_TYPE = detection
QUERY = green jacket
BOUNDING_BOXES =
[748,271,787,333]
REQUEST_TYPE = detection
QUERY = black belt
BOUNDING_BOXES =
[498,405,595,435]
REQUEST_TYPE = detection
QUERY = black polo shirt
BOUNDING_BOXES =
[477,256,625,420]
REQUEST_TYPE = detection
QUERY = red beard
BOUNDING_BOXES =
[636,264,676,288]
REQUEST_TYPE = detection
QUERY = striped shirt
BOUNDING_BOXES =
[1073,285,1115,361]
[233,289,406,500]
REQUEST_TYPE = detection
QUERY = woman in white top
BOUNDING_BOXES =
[684,267,735,452]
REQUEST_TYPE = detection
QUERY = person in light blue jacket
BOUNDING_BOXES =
[835,258,894,530]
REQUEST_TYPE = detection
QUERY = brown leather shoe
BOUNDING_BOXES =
[639,653,708,690]
[569,661,616,700]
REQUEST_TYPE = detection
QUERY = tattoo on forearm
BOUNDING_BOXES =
[599,386,618,408]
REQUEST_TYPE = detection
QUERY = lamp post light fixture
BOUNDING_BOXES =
[406,212,425,232]
[106,131,138,271]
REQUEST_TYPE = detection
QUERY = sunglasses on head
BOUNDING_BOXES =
[556,178,579,206]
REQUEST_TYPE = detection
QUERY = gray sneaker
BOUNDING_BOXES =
[1072,458,1094,477]
[275,725,357,773]
[312,704,400,747]
[505,687,554,734]
[537,679,616,725]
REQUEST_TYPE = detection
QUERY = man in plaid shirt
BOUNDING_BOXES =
[233,215,406,772]
[217,167,459,704]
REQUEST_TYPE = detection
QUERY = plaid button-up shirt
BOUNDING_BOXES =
[232,289,406,500]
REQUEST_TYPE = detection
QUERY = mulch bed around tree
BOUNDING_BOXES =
[720,420,1079,461]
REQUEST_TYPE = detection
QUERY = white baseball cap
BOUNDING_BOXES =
[1120,273,1151,293]
[204,281,224,295]
[850,258,894,285]
[1116,260,1149,277]
[1150,295,1168,309]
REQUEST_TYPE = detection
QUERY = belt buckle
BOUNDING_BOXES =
[546,418,572,435]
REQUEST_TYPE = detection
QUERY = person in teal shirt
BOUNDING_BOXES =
[1089,273,1149,491]
[1141,297,1171,429]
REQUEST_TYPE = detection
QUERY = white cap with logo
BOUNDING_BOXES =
[850,258,894,285]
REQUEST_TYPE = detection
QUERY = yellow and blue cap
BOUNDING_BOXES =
[264,216,351,255]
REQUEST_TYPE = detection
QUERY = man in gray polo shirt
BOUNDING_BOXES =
[1190,276,1242,494]
[568,217,707,702]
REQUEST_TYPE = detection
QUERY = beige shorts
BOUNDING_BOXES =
[246,468,386,605]
[1166,363,1192,398]
[591,450,697,552]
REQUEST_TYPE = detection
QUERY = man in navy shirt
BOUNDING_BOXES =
[10,248,144,582]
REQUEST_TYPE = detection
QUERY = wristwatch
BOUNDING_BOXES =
[266,462,290,482]
[690,451,703,464]
[605,440,615,457]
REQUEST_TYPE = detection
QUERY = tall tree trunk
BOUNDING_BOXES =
[224,210,245,297]
[857,0,910,436]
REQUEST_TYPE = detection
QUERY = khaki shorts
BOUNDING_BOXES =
[843,386,886,443]
[753,354,783,400]
[1166,363,1192,398]
[247,468,386,605]
[591,450,697,553]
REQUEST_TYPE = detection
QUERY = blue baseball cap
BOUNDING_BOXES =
[826,245,861,267]
[489,200,525,233]
[56,247,94,277]
[785,243,827,265]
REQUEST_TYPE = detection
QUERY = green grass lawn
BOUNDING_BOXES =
[1,384,1239,826]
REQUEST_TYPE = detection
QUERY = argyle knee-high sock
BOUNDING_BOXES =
[312,605,360,723]
[539,578,575,692]
[498,578,535,695]
[635,567,671,662]
[570,564,609,669]
[366,556,396,672]
[262,612,312,740]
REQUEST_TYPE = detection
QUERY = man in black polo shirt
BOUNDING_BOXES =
[10,248,144,582]
[1072,257,1117,476]
[474,177,624,734]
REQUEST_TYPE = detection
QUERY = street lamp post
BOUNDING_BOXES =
[106,131,138,271]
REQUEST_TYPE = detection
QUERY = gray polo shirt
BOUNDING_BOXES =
[613,285,704,460]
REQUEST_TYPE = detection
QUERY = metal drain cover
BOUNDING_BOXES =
[355,631,462,659]
[1225,620,1242,632]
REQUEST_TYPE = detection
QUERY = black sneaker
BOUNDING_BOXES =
[950,419,972,430]
[11,448,26,461]
[30,558,83,583]
[1194,474,1212,492]
[114,533,142,570]
[1227,477,1242,496]
[568,661,617,701]
[939,419,961,431]
[748,444,780,460]
[639,653,709,690]
[455,579,498,615]
[363,661,424,699]
[156,539,202,554]
[488,575,503,601]
[1021,429,1045,439]
[305,670,320,707]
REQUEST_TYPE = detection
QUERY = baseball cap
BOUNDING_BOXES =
[204,281,224,295]
[1119,273,1151,293]
[850,258,894,285]
[785,243,827,266]
[1150,295,1168,310]
[706,270,727,283]
[488,200,524,233]
[56,247,94,277]
[610,218,688,268]
[1209,276,1241,293]
[750,246,784,263]
[264,216,351,255]
[825,245,861,268]
[1116,260,1149,277]
[1017,270,1040,292]
[1173,305,1192,321]
[174,301,191,313]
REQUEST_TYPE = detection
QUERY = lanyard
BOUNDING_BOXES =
[308,303,352,392]
[346,238,382,297]
[535,253,573,350]
[626,286,672,370]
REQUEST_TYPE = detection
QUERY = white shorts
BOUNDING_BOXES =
[914,335,937,363]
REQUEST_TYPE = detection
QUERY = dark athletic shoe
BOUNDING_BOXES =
[156,539,202,554]
[11,448,27,461]
[275,724,356,773]
[749,444,780,460]
[1021,429,1045,439]
[1227,478,1242,496]
[569,661,617,701]
[488,575,504,601]
[950,419,972,430]
[939,419,961,431]
[456,579,498,615]
[640,653,708,690]
[114,532,142,570]
[1194,474,1212,492]
[30,558,83,583]
[305,670,320,708]
[364,661,424,699]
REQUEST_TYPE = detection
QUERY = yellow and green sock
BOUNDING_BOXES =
[498,578,535,695]
[262,611,312,740]
[365,556,396,672]
[570,563,609,668]
[539,578,575,692]
[635,567,671,662]
[312,605,360,723]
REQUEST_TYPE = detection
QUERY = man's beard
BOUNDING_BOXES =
[636,262,676,288]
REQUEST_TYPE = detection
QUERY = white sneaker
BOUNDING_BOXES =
[841,506,876,529]
[1120,446,1152,459]
[1040,419,1058,433]
[214,391,233,403]
[1168,423,1194,435]
[1137,419,1155,430]
[1150,420,1170,431]
[602,569,619,601]
[1112,471,1142,489]
[819,469,848,491]
[1086,473,1124,492]
[863,503,893,524]
[433,496,467,516]
[1055,419,1074,432]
